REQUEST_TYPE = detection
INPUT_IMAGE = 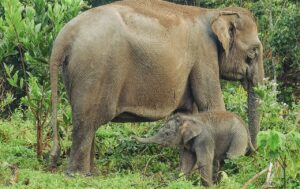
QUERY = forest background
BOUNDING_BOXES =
[0,0,299,188]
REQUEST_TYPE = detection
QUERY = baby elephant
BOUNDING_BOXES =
[133,111,255,187]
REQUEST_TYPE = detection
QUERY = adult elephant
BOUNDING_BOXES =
[49,0,264,175]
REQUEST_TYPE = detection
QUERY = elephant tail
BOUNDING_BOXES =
[247,137,257,155]
[246,125,257,156]
[49,30,72,169]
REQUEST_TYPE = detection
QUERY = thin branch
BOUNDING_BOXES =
[278,154,285,168]
[143,153,164,176]
[263,162,274,188]
[12,24,29,96]
[11,17,39,119]
[265,162,273,183]
[11,16,43,121]
[242,167,268,189]
[153,181,168,189]
[176,167,198,180]
[41,105,51,129]
[5,164,19,185]
[282,155,287,189]
[40,84,51,127]
[153,172,168,189]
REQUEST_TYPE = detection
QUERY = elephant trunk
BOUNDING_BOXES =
[247,86,260,149]
[247,46,264,148]
[132,135,162,145]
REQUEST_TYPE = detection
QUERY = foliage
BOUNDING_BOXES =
[0,0,86,159]
[0,118,200,189]
[250,0,300,104]
[0,116,252,188]
[255,80,300,188]
[222,81,248,120]
[0,0,86,117]
[222,80,300,188]
[0,92,15,114]
[1,81,299,188]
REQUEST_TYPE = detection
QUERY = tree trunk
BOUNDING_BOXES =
[36,118,42,159]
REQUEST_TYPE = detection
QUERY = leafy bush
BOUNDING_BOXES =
[0,0,86,117]
[255,80,300,188]
[222,81,247,120]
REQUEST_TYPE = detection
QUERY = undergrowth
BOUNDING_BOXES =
[0,118,253,189]
[0,82,299,189]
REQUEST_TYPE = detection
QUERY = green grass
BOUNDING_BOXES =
[0,117,275,189]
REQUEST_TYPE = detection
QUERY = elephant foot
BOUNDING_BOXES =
[65,171,99,177]
[65,165,100,177]
[65,169,93,177]
[65,165,89,176]
[65,170,76,177]
[213,172,221,184]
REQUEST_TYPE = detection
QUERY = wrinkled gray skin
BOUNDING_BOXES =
[133,112,255,187]
[49,0,264,175]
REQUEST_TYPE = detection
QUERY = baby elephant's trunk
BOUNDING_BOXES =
[132,135,160,144]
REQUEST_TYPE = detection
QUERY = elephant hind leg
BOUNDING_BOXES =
[227,131,248,159]
[66,107,112,175]
[66,118,97,175]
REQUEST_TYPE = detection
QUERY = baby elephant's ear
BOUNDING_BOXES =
[180,120,202,145]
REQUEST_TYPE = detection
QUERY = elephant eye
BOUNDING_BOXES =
[247,47,258,59]
[228,24,235,38]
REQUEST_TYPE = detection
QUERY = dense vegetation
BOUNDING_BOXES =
[0,0,299,188]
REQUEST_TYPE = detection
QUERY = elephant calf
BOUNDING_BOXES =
[133,111,254,187]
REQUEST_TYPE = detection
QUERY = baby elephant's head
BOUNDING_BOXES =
[133,114,203,147]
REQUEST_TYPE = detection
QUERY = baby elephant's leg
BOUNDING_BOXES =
[212,160,220,183]
[180,147,196,175]
[227,131,248,159]
[194,143,214,187]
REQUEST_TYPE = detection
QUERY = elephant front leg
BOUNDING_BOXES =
[196,157,213,187]
[212,160,220,184]
[189,64,225,111]
[179,147,196,176]
[66,119,96,176]
[195,145,214,187]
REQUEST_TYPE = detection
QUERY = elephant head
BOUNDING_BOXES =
[211,8,264,147]
[133,114,202,147]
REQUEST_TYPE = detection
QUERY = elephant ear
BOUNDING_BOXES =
[180,120,202,145]
[211,11,240,57]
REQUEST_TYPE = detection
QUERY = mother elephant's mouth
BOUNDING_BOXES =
[221,71,244,81]
[241,79,248,90]
[241,73,255,91]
